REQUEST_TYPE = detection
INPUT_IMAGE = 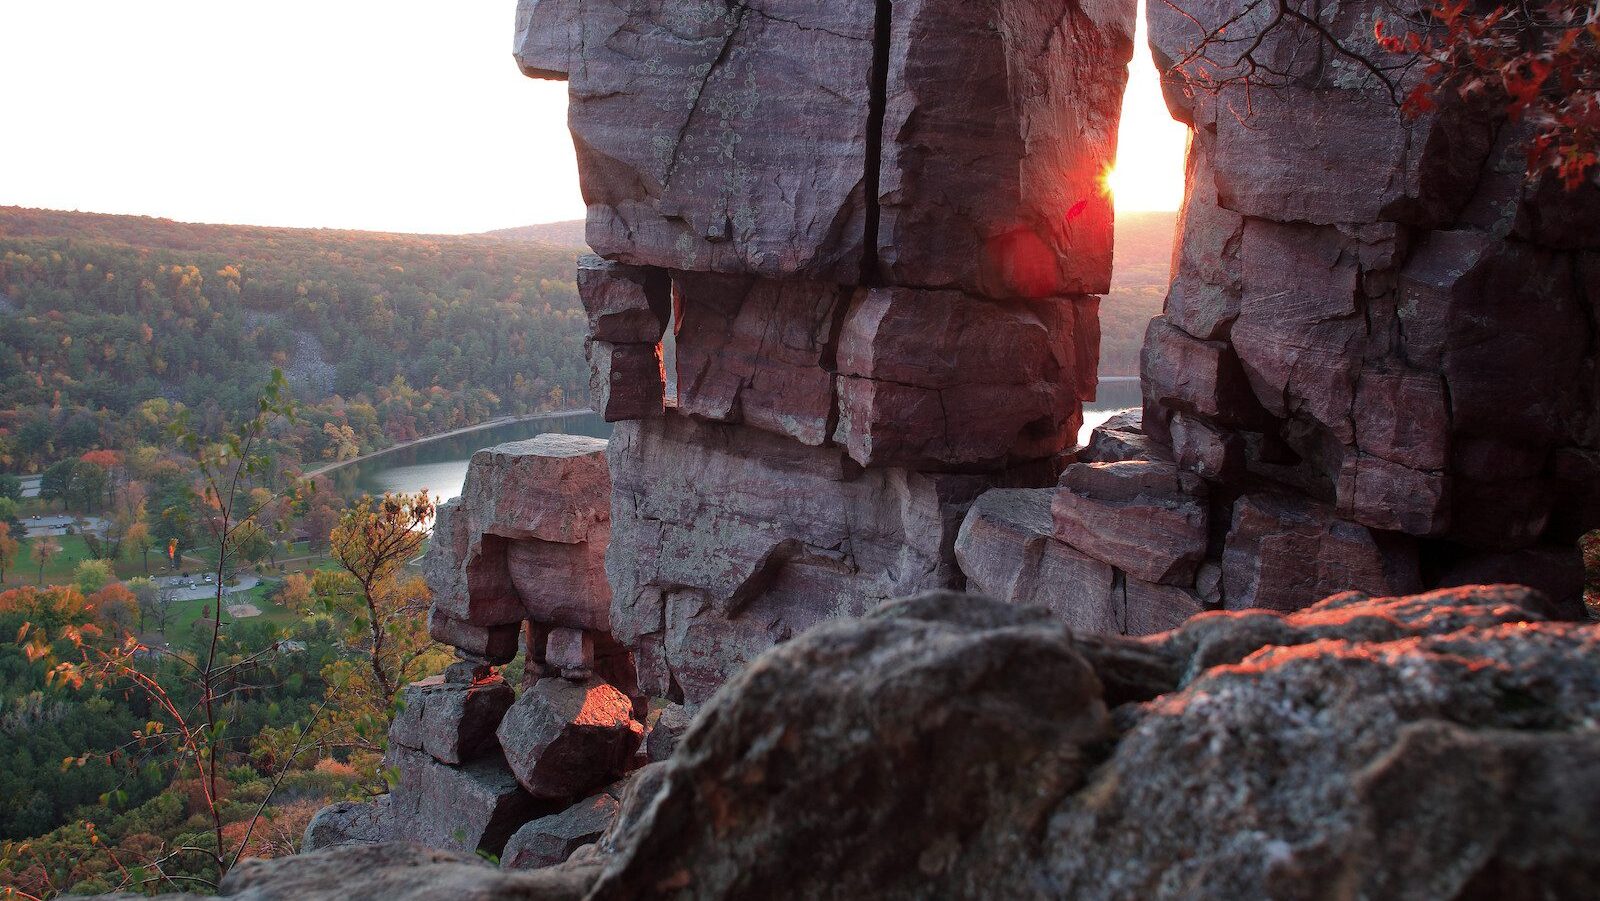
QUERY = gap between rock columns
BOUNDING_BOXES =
[859,0,894,287]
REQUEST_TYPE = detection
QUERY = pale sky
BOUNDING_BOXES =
[0,1,1185,235]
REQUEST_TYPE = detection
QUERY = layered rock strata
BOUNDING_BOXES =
[1119,0,1598,612]
[513,0,1135,704]
[965,0,1595,627]
[310,436,651,859]
[299,0,1598,871]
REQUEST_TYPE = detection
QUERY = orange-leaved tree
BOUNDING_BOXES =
[12,372,330,893]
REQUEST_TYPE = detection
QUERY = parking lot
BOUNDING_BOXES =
[152,573,262,602]
[23,513,109,538]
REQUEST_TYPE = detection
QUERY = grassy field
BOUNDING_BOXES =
[160,579,300,649]
[2,533,173,589]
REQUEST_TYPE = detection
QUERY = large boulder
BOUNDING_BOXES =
[425,436,612,630]
[1051,461,1209,586]
[956,488,1203,637]
[301,797,394,853]
[496,677,644,801]
[459,437,610,545]
[386,747,540,857]
[500,789,623,871]
[588,587,1600,899]
[1044,600,1600,900]
[388,675,515,766]
[589,591,1112,899]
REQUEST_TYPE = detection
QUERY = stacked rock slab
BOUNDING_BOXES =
[517,0,1135,704]
[965,0,1596,628]
[335,435,647,859]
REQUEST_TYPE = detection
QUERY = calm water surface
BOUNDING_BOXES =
[344,380,1144,503]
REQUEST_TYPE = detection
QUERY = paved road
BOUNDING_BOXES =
[23,514,109,538]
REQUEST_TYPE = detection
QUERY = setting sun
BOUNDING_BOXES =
[1108,0,1191,212]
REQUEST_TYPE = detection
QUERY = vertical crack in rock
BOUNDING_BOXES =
[860,0,893,286]
[661,4,750,198]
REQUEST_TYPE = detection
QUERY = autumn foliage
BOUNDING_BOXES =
[1379,0,1600,187]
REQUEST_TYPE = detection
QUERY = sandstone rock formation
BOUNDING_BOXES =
[497,677,643,801]
[503,0,1142,706]
[375,434,644,857]
[1124,0,1600,615]
[264,588,1598,900]
[500,787,624,871]
[295,0,1598,880]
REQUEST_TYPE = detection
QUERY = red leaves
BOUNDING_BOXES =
[1503,58,1553,113]
[1378,0,1598,189]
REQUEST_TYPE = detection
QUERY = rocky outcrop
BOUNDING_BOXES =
[1123,0,1600,615]
[385,747,542,857]
[387,675,514,766]
[295,0,1596,882]
[263,588,1597,899]
[360,435,646,858]
[500,787,624,871]
[594,587,1600,900]
[300,797,395,853]
[503,0,1137,707]
[497,677,643,801]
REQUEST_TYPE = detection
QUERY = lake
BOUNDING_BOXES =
[339,379,1145,504]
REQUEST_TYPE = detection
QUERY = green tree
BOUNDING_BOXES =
[73,559,113,595]
[0,522,18,583]
[327,492,436,699]
[0,472,21,501]
[40,460,77,510]
[0,495,22,534]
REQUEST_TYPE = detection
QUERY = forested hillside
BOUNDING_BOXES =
[1101,210,1176,376]
[0,207,589,472]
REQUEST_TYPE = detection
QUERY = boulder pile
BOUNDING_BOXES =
[305,436,652,858]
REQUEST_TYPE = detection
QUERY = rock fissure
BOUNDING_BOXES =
[860,0,894,287]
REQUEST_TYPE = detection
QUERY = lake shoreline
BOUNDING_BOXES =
[302,408,596,479]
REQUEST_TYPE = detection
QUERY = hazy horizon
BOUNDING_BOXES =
[0,1,1186,235]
